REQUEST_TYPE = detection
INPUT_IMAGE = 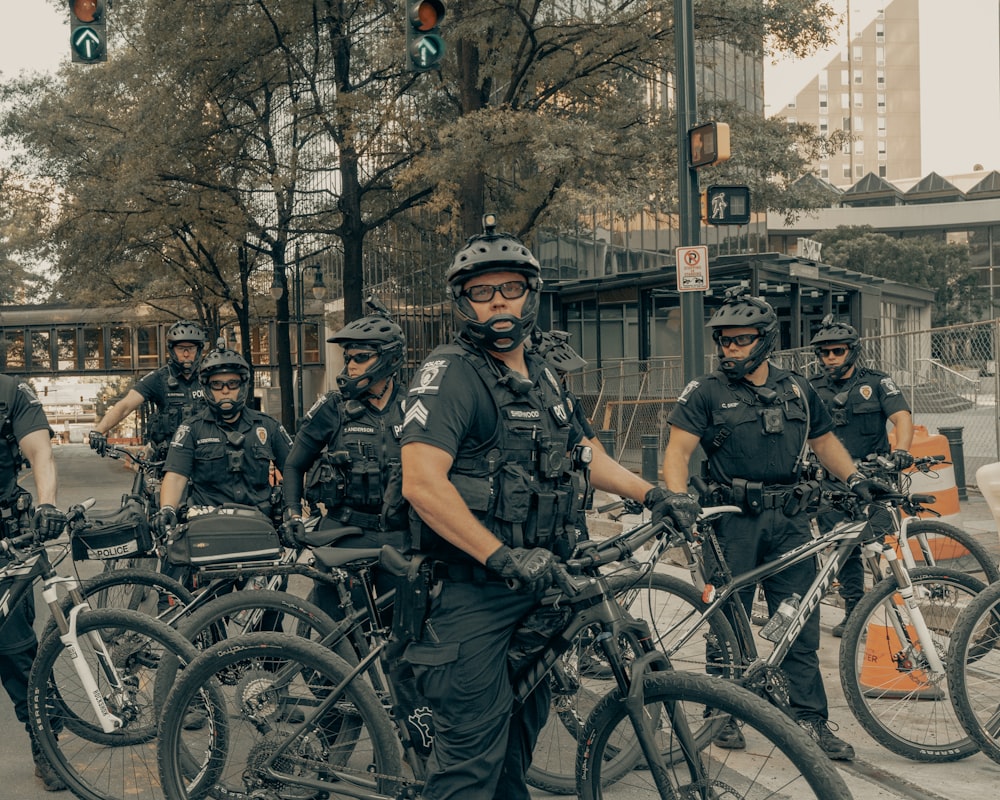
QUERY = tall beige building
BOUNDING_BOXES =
[773,0,921,185]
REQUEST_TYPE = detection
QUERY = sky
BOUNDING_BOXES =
[4,1,999,178]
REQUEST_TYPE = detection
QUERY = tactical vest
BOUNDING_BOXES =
[145,366,204,446]
[411,343,589,561]
[811,369,890,457]
[305,392,403,525]
[699,369,808,487]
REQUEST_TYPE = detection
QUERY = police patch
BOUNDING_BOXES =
[542,366,562,395]
[171,424,191,447]
[256,426,268,445]
[677,380,700,404]
[881,377,900,396]
[859,385,873,400]
[409,359,449,396]
[550,403,569,424]
[16,382,41,405]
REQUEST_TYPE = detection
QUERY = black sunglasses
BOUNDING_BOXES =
[461,280,529,303]
[818,346,849,357]
[208,378,243,391]
[344,351,378,364]
[715,333,760,347]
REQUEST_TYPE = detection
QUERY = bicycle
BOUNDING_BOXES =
[0,501,201,800]
[944,577,1000,764]
[642,487,986,762]
[156,523,853,800]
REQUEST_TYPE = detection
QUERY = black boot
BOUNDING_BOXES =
[30,734,66,792]
[831,600,858,638]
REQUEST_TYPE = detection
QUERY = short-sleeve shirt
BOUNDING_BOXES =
[669,365,833,486]
[133,364,203,409]
[809,367,910,459]
[165,408,293,509]
[0,376,51,500]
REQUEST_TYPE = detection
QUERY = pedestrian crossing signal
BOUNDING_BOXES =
[705,185,751,225]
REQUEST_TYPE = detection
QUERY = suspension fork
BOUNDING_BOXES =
[874,544,946,675]
[43,581,125,732]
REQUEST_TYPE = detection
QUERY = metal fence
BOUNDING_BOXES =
[569,320,1000,487]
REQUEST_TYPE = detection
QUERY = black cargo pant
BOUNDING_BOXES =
[0,595,38,731]
[709,507,829,723]
[402,579,549,800]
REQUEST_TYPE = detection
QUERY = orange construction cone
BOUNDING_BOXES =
[859,622,944,700]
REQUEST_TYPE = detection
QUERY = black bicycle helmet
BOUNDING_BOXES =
[199,347,251,419]
[166,320,208,378]
[446,215,542,353]
[706,286,778,380]
[810,314,861,380]
[532,329,587,374]
[328,314,406,400]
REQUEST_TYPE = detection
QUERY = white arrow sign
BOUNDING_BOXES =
[72,27,103,61]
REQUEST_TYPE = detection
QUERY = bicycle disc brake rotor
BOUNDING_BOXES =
[235,669,283,722]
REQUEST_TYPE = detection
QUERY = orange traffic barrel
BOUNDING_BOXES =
[859,621,944,700]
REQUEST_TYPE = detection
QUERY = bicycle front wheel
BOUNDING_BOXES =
[901,519,1000,585]
[946,578,1000,764]
[527,570,740,795]
[157,632,407,800]
[577,670,853,800]
[840,566,985,762]
[28,607,199,800]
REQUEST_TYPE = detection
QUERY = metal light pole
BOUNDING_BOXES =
[271,250,326,433]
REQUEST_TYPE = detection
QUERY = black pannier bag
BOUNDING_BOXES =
[71,499,154,561]
[166,504,283,567]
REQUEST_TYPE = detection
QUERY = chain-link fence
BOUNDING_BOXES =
[569,320,1000,487]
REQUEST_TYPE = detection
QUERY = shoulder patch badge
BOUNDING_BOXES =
[409,359,449,396]
[880,377,900,396]
[677,380,700,404]
[859,385,873,400]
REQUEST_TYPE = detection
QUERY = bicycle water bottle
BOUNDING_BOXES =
[760,593,801,642]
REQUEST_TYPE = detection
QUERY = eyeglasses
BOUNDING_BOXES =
[461,280,529,303]
[208,379,243,391]
[818,346,849,358]
[715,333,760,348]
[344,352,377,365]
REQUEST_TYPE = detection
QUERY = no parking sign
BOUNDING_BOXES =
[676,245,708,291]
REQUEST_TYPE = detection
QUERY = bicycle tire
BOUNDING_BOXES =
[40,568,194,644]
[946,579,1000,764]
[526,570,740,795]
[577,670,853,800]
[901,519,1000,585]
[98,556,162,609]
[28,607,200,800]
[157,632,407,800]
[840,566,985,762]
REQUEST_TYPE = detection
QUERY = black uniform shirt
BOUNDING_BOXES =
[669,365,834,486]
[0,377,51,500]
[809,367,909,459]
[165,407,292,508]
[133,364,204,410]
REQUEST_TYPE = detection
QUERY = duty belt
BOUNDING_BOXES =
[330,506,384,531]
[714,478,820,516]
[431,560,506,584]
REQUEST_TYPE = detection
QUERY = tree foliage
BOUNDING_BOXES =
[814,225,985,326]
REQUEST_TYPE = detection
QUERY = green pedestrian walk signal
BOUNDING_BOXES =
[69,0,108,64]
[406,0,446,72]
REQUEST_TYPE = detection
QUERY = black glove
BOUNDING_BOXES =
[646,487,701,532]
[846,472,894,503]
[485,545,557,592]
[88,430,108,456]
[33,504,67,541]
[152,506,178,539]
[890,450,914,471]
[279,517,306,548]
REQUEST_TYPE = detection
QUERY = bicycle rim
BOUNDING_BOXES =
[527,571,740,795]
[902,519,1000,585]
[28,608,199,800]
[946,580,1000,764]
[157,632,408,800]
[577,671,852,800]
[840,566,984,762]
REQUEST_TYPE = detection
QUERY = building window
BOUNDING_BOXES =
[876,22,885,41]
[854,140,864,155]
[785,116,796,125]
[879,165,887,177]
[878,139,887,156]
[876,46,885,66]
[853,69,863,84]
[853,45,863,62]
[820,165,829,178]
[877,116,886,134]
[840,92,849,108]
[877,93,886,110]
[840,69,849,85]
[786,100,796,109]
[819,70,828,90]
[854,116,864,132]
[854,92,863,108]
[819,93,828,109]
[842,140,851,155]
[843,165,852,179]
[819,116,828,133]
[856,164,864,177]
[877,69,885,87]
[842,116,851,131]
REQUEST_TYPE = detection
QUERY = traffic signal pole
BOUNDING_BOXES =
[674,0,704,383]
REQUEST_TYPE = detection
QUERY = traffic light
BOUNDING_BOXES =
[688,121,730,168]
[69,0,108,64]
[406,0,446,72]
[705,185,752,225]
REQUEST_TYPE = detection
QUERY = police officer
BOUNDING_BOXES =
[399,218,667,800]
[89,320,208,459]
[153,347,293,531]
[281,312,406,617]
[0,376,67,791]
[809,314,914,636]
[661,286,887,761]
